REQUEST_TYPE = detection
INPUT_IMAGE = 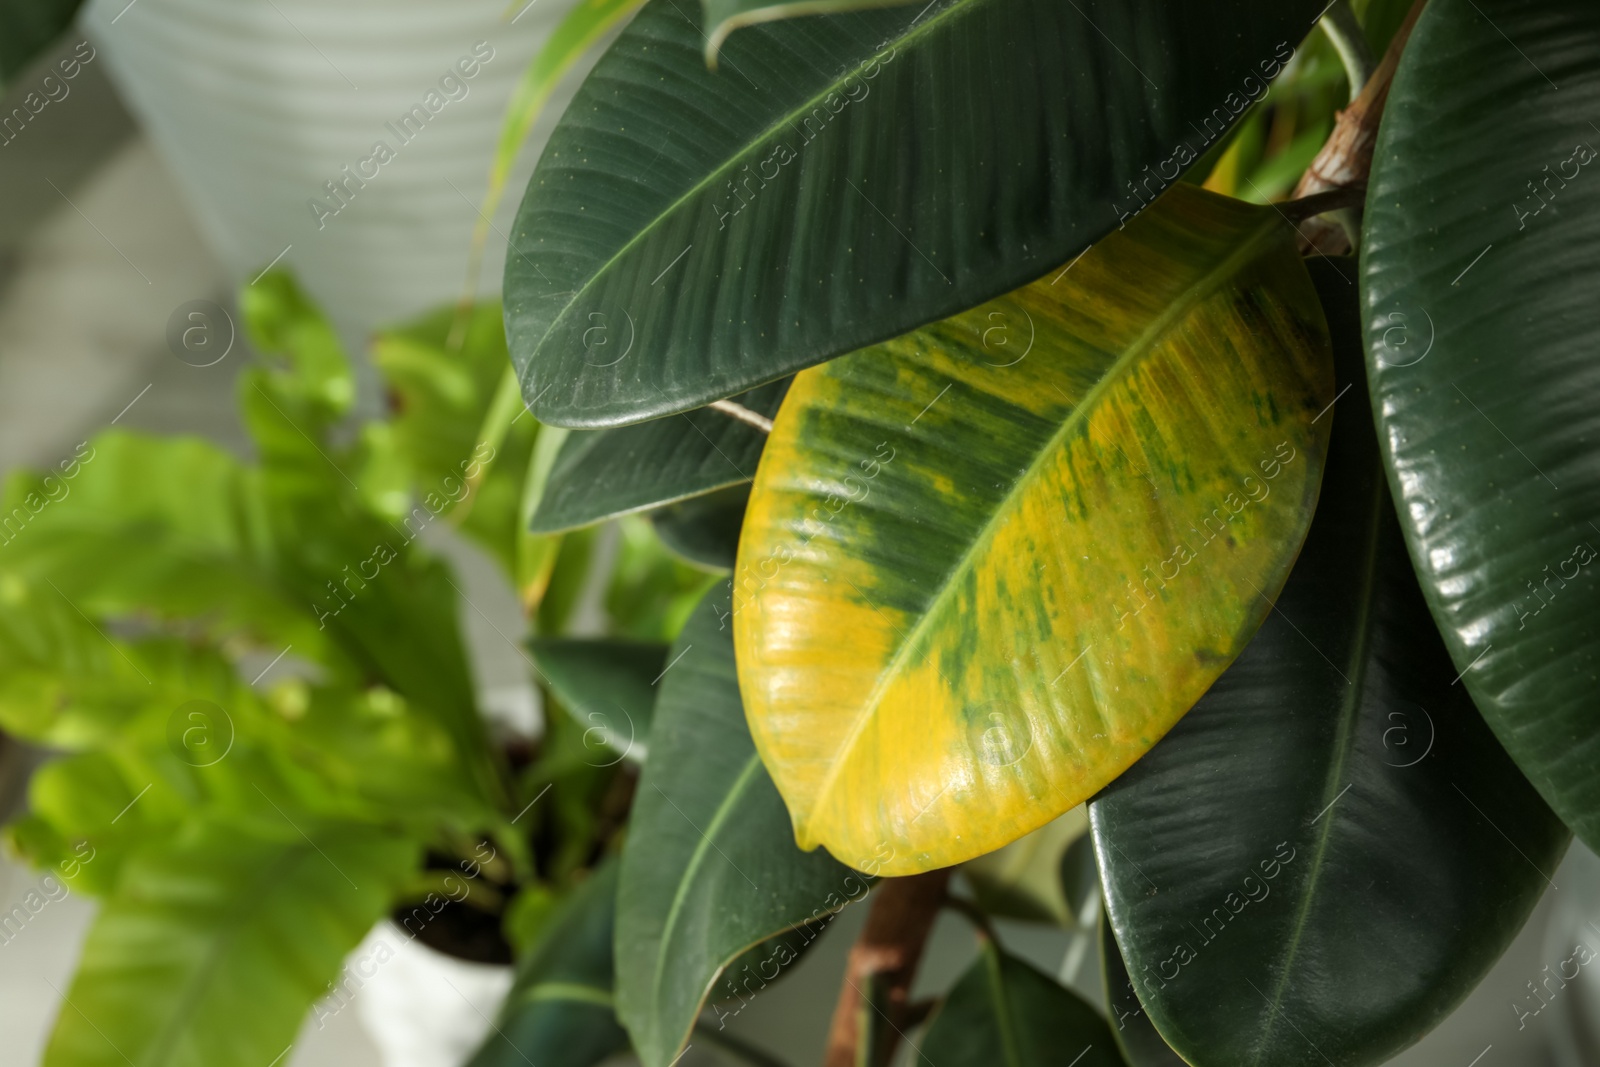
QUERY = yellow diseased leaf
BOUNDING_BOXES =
[733,184,1334,875]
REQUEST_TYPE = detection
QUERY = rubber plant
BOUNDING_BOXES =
[484,0,1593,1063]
[7,0,1594,1064]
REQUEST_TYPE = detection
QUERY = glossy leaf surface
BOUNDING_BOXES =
[1099,917,1186,1067]
[650,484,749,571]
[1092,262,1570,1067]
[468,0,645,297]
[529,382,785,533]
[43,819,417,1067]
[713,916,831,1008]
[617,587,858,1067]
[528,636,667,764]
[505,0,1324,426]
[466,861,629,1067]
[1362,0,1600,851]
[922,943,1122,1067]
[735,185,1333,874]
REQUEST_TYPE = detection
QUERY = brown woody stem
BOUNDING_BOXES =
[1292,0,1430,253]
[822,869,953,1067]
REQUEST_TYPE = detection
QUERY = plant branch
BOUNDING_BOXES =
[823,868,953,1067]
[1293,0,1430,253]
[1319,0,1376,100]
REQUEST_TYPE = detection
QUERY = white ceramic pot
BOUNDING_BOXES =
[80,0,586,342]
[327,921,514,1067]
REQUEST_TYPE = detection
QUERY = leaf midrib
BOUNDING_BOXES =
[139,834,340,1067]
[983,944,1026,1066]
[528,0,976,363]
[646,753,763,1047]
[800,212,1287,844]
[1248,471,1386,1066]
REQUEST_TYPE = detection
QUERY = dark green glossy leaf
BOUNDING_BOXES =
[1091,261,1570,1067]
[529,382,785,533]
[1361,0,1600,852]
[616,585,859,1067]
[506,0,1325,426]
[714,916,832,1005]
[467,860,630,1067]
[922,942,1123,1067]
[528,636,667,764]
[650,484,749,571]
[476,0,648,299]
[1099,916,1186,1067]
